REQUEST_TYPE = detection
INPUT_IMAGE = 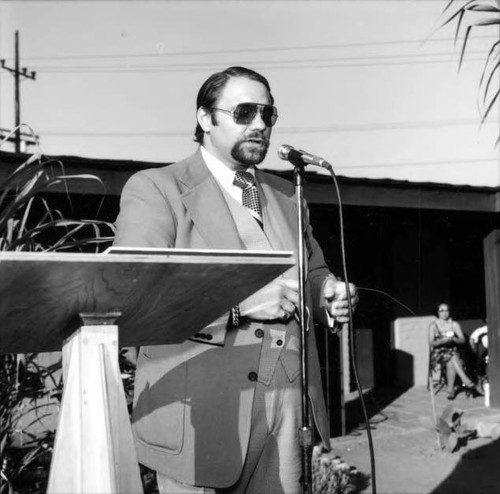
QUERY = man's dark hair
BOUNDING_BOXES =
[194,66,274,144]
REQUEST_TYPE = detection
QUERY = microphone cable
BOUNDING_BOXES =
[279,144,420,494]
[357,286,416,318]
[277,143,377,492]
[324,163,378,494]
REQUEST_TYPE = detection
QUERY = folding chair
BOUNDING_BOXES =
[428,349,447,393]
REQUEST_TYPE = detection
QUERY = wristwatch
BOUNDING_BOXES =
[230,304,241,327]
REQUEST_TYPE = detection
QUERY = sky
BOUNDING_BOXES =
[0,0,499,186]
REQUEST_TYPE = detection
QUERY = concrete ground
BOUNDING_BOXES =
[328,385,500,494]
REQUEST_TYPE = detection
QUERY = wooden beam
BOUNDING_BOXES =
[2,150,500,212]
[303,179,499,213]
[483,230,500,408]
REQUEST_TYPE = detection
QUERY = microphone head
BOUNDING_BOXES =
[278,144,293,161]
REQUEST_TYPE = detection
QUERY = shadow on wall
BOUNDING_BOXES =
[392,349,415,389]
[431,438,500,494]
[392,316,434,387]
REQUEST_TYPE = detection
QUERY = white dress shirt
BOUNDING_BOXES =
[201,146,261,221]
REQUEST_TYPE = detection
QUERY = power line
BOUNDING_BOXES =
[338,157,498,170]
[37,118,500,138]
[27,48,490,70]
[9,34,498,62]
[28,56,490,74]
[282,119,500,134]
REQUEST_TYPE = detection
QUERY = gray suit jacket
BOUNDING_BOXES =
[114,149,333,487]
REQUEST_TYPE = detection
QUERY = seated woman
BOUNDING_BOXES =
[429,303,482,400]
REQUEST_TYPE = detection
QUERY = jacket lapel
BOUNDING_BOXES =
[180,150,244,250]
[257,172,301,282]
[258,172,298,252]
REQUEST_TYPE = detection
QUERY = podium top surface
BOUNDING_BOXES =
[0,249,294,354]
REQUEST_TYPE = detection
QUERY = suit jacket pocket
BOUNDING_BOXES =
[132,348,187,454]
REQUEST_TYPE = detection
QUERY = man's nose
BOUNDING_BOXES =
[249,109,267,130]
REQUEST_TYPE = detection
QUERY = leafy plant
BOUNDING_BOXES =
[1,354,59,494]
[442,0,500,135]
[0,125,115,494]
[312,446,370,494]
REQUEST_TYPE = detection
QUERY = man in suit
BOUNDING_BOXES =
[114,66,358,494]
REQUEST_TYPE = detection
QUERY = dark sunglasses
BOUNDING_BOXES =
[208,103,278,127]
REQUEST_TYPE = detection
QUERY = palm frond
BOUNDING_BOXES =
[469,4,500,12]
[481,86,500,122]
[479,40,500,100]
[441,0,500,141]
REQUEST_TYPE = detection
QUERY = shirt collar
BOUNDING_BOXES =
[201,146,255,192]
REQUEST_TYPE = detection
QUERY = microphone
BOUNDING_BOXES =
[278,144,330,169]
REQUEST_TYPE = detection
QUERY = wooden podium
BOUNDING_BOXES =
[0,248,294,493]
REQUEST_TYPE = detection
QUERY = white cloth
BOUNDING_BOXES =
[470,325,488,348]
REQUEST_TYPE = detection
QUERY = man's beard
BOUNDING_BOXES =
[231,135,269,166]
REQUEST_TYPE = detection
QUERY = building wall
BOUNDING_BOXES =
[309,204,494,387]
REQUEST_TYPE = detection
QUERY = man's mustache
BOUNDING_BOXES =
[244,133,269,145]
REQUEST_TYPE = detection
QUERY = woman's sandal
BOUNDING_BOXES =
[464,382,483,398]
[447,390,456,400]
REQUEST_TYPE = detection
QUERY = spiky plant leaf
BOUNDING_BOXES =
[0,135,116,494]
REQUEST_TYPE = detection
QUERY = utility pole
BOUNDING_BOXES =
[0,30,36,152]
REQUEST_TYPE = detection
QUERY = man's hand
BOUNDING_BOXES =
[240,278,299,321]
[323,279,358,324]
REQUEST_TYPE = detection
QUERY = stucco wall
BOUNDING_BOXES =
[392,316,434,387]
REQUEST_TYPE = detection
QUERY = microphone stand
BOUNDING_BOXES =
[290,154,313,494]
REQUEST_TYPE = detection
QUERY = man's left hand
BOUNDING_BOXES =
[323,279,358,324]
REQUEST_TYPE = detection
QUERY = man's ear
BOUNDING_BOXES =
[197,107,212,133]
